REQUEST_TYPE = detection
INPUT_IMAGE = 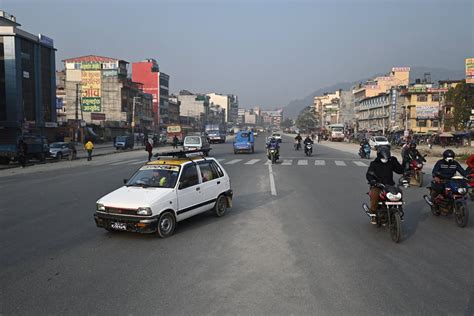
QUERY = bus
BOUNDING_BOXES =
[328,124,345,142]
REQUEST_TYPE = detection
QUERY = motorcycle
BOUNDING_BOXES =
[358,144,371,159]
[362,176,408,243]
[304,143,313,156]
[408,156,426,187]
[267,144,279,164]
[423,176,470,227]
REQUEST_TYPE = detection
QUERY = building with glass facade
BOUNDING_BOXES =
[0,11,56,141]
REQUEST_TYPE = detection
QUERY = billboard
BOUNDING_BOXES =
[81,70,101,112]
[416,105,438,119]
[466,58,474,84]
[390,88,397,123]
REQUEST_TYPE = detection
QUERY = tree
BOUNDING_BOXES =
[444,82,474,131]
[280,118,293,129]
[295,106,319,131]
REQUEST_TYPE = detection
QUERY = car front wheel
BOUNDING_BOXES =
[157,211,176,238]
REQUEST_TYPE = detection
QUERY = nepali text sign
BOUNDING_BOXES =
[81,62,102,71]
[390,88,397,123]
[466,58,474,84]
[416,105,438,119]
[82,70,101,112]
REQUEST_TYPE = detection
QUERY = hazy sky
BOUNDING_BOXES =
[2,0,473,108]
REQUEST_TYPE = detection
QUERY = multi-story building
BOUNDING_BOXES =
[365,67,410,97]
[168,95,180,125]
[62,55,153,140]
[237,108,245,125]
[207,93,239,123]
[177,90,209,130]
[131,59,170,131]
[314,90,341,126]
[261,109,283,129]
[0,11,57,141]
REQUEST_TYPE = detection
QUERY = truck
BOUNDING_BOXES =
[0,130,49,165]
[205,124,226,143]
[328,124,345,142]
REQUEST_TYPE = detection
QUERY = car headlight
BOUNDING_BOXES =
[457,188,467,194]
[137,207,152,216]
[386,192,402,201]
[96,203,105,211]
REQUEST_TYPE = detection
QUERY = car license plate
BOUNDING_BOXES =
[110,222,127,230]
[385,202,403,205]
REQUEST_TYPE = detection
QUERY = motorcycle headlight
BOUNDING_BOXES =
[96,203,105,211]
[137,207,152,216]
[417,163,423,168]
[457,188,467,194]
[386,192,402,201]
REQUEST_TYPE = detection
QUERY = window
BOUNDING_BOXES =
[417,120,427,127]
[417,94,427,102]
[211,161,224,178]
[198,161,219,182]
[179,164,199,189]
[21,39,36,121]
[431,120,439,127]
[41,46,52,122]
[431,94,440,102]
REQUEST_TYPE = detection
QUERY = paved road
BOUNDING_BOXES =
[1,134,473,314]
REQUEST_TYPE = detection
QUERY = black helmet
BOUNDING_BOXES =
[409,142,417,149]
[443,149,455,161]
[377,147,391,163]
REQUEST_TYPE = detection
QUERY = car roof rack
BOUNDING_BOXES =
[153,149,210,162]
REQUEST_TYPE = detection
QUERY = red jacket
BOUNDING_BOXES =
[466,154,474,169]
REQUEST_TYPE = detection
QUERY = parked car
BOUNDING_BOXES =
[48,142,71,159]
[271,132,282,143]
[115,135,134,150]
[369,136,390,149]
[94,156,233,238]
[183,135,211,156]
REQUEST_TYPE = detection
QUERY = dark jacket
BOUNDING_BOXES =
[303,138,313,145]
[403,148,425,162]
[366,156,404,186]
[432,159,467,180]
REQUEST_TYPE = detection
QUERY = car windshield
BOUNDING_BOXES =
[126,165,180,188]
[185,136,201,144]
[272,134,280,137]
[375,137,387,142]
[116,136,127,141]
[50,143,64,148]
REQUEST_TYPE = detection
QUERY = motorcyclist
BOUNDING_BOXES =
[402,142,426,172]
[430,149,469,207]
[359,139,370,158]
[303,135,313,145]
[266,137,280,159]
[294,133,302,150]
[366,147,405,224]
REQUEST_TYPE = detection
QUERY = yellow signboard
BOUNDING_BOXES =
[82,70,101,112]
[466,58,474,84]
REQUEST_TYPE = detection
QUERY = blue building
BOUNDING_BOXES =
[0,11,57,143]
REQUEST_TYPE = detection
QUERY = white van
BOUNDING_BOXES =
[183,135,211,156]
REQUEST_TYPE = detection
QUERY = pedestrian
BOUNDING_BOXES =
[68,141,77,160]
[18,140,28,168]
[172,135,179,149]
[145,139,153,162]
[84,139,94,161]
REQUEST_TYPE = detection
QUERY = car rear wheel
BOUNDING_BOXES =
[214,195,227,217]
[157,211,176,238]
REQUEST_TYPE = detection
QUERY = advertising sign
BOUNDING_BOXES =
[416,105,438,119]
[82,70,101,112]
[390,88,397,123]
[466,58,474,84]
[408,86,427,93]
[81,62,102,71]
[167,125,182,133]
[38,34,54,47]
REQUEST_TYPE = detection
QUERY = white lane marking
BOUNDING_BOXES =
[265,160,272,165]
[225,159,242,165]
[314,160,326,166]
[353,161,368,167]
[111,159,142,166]
[297,160,308,165]
[268,164,277,196]
[282,159,293,165]
[245,159,261,165]
[131,160,147,165]
[335,160,347,166]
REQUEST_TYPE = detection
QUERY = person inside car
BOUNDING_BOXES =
[150,169,169,187]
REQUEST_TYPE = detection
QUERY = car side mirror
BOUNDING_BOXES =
[123,179,128,184]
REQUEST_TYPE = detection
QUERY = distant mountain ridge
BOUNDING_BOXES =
[283,66,465,119]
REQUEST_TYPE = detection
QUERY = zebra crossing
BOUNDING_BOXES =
[102,157,370,167]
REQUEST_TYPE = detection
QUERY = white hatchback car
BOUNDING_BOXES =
[369,136,390,149]
[271,133,282,143]
[94,155,233,238]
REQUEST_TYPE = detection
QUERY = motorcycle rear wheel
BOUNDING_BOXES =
[389,211,402,243]
[454,201,469,228]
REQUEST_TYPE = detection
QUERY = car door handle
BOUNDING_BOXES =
[217,181,220,185]
[196,187,200,191]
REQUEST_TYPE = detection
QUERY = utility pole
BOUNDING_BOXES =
[132,96,140,138]
[75,83,80,142]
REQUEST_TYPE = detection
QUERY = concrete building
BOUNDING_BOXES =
[0,11,57,140]
[237,108,245,125]
[365,67,410,97]
[62,55,153,140]
[314,90,341,126]
[177,90,209,130]
[244,110,257,125]
[261,109,283,129]
[168,95,180,125]
[207,93,239,123]
[131,59,170,131]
